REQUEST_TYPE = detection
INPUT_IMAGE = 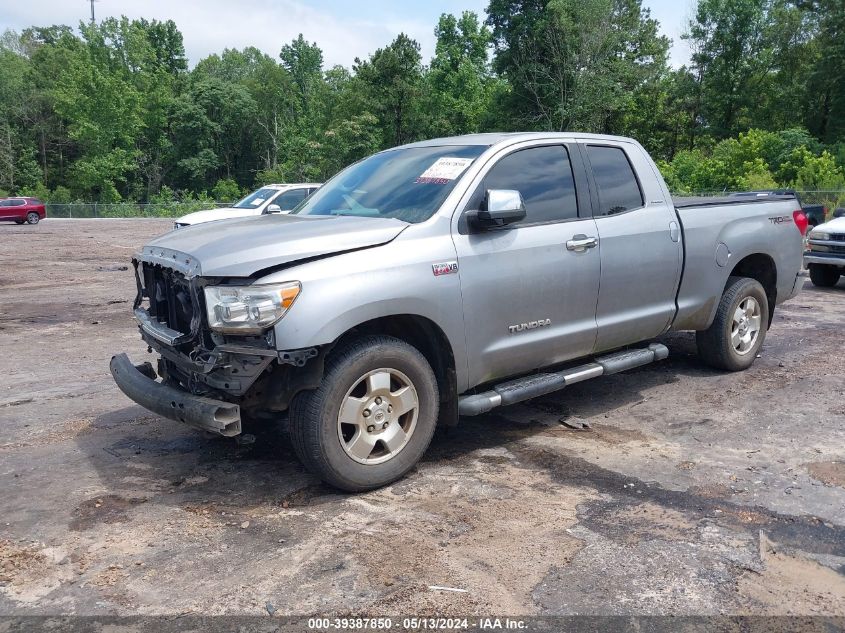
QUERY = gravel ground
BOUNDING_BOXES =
[0,219,843,617]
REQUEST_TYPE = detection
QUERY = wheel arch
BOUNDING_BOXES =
[333,314,459,427]
[727,253,777,327]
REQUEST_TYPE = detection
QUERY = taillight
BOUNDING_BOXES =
[793,210,808,236]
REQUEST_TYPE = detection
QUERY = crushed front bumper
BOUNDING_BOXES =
[110,353,241,436]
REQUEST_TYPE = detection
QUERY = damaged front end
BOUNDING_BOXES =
[110,249,306,436]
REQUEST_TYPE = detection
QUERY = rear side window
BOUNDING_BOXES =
[586,145,643,216]
[472,145,578,225]
[10,199,25,207]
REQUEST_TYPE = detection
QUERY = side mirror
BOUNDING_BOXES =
[468,189,526,230]
[266,204,282,214]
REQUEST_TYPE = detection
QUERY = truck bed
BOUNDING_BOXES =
[671,194,804,332]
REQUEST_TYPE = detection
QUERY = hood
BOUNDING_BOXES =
[141,213,410,278]
[814,216,845,234]
[176,207,260,225]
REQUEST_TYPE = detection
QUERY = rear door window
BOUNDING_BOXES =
[585,145,644,216]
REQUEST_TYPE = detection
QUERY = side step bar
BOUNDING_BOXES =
[458,343,669,417]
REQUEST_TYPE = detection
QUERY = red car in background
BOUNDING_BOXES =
[0,197,46,225]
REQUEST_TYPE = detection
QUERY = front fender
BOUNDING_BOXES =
[261,229,471,391]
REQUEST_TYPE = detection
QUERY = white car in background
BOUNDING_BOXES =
[173,183,321,228]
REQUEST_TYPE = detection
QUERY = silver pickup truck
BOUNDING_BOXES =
[110,133,806,491]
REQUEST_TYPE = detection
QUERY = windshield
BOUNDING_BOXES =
[233,187,278,209]
[292,145,487,223]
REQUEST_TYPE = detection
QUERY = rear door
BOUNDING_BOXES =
[452,142,601,387]
[581,142,682,352]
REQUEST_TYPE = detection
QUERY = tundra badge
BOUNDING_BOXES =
[509,319,552,334]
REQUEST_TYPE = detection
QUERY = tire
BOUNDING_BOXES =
[696,276,769,372]
[26,212,40,225]
[808,264,840,288]
[289,335,439,492]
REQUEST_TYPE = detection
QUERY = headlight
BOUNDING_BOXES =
[809,230,830,241]
[204,282,301,333]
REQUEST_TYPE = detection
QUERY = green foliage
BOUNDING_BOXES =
[801,0,845,143]
[17,181,50,200]
[354,34,425,147]
[0,4,843,210]
[50,185,73,203]
[211,178,242,202]
[426,12,495,136]
[659,127,843,194]
[787,148,845,190]
[487,0,670,132]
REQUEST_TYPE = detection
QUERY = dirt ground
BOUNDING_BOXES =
[0,218,844,617]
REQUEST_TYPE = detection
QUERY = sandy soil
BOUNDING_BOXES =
[0,219,844,616]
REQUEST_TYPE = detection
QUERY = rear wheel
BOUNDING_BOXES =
[808,264,840,288]
[26,212,40,225]
[289,335,439,492]
[696,276,769,371]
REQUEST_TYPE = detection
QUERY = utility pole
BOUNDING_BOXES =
[89,0,97,24]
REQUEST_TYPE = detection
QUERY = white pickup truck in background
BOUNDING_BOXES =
[805,216,845,287]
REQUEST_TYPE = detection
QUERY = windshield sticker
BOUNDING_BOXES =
[250,198,265,206]
[416,157,473,184]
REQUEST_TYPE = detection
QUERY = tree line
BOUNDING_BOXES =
[0,0,844,207]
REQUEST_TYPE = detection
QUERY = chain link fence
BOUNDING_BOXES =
[791,190,845,212]
[42,191,845,220]
[675,190,845,215]
[45,201,231,219]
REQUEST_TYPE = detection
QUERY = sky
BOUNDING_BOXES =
[0,0,697,69]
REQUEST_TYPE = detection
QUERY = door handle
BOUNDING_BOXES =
[669,221,680,242]
[566,235,598,252]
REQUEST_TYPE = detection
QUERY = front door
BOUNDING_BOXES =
[452,143,601,388]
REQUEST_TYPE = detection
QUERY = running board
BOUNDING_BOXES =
[458,343,669,417]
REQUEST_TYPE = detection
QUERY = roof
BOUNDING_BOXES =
[397,132,639,149]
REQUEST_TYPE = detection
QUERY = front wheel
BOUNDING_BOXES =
[289,335,439,492]
[696,276,769,371]
[808,264,840,288]
[26,212,40,225]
